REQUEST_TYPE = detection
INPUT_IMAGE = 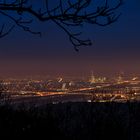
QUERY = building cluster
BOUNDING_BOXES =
[0,74,140,102]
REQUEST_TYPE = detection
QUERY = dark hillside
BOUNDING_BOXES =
[0,102,140,140]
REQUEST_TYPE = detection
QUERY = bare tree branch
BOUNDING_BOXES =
[0,23,15,38]
[0,0,123,50]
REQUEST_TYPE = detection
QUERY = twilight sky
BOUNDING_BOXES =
[0,0,140,78]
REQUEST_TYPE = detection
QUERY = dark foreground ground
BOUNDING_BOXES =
[0,102,140,140]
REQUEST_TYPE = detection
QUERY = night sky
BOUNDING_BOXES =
[0,0,140,78]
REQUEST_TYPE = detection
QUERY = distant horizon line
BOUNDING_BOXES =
[0,73,140,80]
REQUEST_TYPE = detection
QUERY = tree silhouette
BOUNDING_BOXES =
[0,0,123,51]
[0,81,11,105]
[0,80,8,105]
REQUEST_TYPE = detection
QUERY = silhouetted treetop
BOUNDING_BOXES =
[0,0,123,51]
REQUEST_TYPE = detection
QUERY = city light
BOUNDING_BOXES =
[1,74,140,104]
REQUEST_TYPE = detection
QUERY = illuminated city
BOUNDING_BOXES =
[0,0,140,139]
[1,73,140,105]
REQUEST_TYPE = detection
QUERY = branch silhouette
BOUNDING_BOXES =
[0,0,123,51]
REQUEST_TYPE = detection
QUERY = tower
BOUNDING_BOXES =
[90,71,96,84]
